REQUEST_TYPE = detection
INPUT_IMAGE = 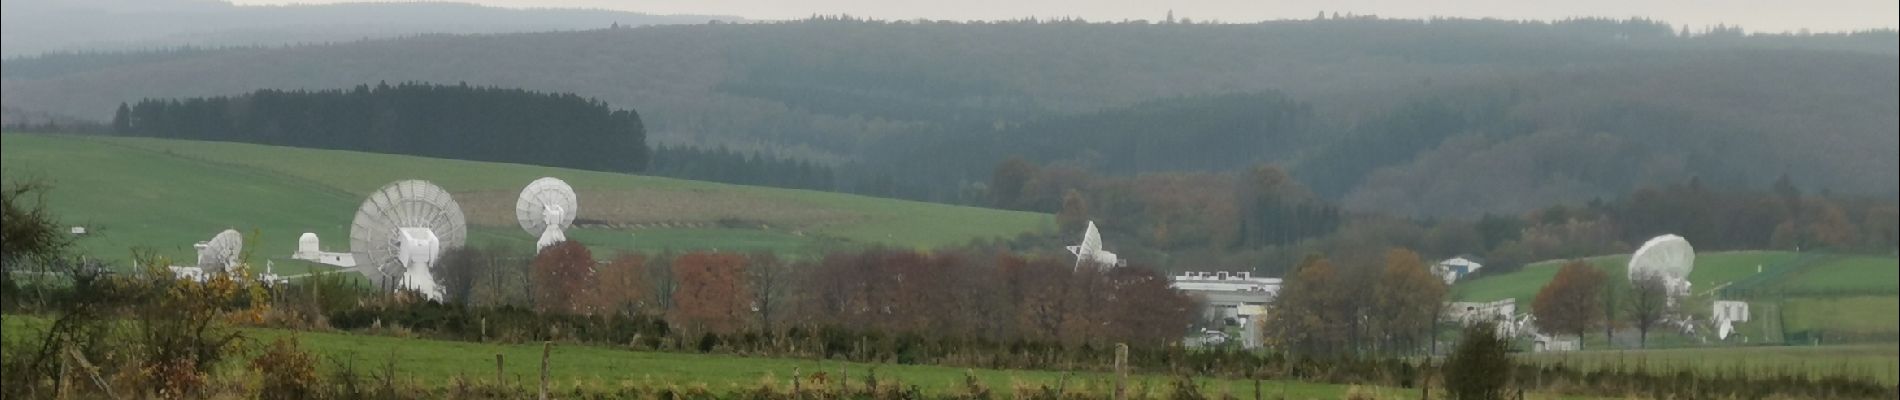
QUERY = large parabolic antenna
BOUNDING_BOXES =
[1628,234,1695,302]
[195,229,244,273]
[349,180,466,299]
[1066,221,1120,270]
[516,177,577,252]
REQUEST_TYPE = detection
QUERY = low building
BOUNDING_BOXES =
[1445,298,1516,324]
[1170,271,1280,349]
[1432,256,1484,284]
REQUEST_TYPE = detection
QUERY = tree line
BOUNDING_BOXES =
[111,82,650,174]
[648,144,837,191]
[435,241,1198,349]
[984,157,1896,279]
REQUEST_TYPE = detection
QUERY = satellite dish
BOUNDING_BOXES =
[1066,221,1120,270]
[1629,234,1696,305]
[349,180,466,299]
[516,177,577,252]
[195,229,243,273]
[1629,234,1695,282]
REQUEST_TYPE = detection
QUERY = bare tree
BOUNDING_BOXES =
[746,252,790,333]
[1625,272,1674,348]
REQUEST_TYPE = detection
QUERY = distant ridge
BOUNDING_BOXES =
[0,0,741,56]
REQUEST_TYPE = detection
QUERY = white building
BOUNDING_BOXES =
[1432,256,1484,284]
[292,232,356,267]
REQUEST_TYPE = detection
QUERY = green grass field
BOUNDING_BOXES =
[1781,256,1900,296]
[1782,296,1900,340]
[1,133,1050,267]
[1517,344,1900,385]
[0,316,1389,398]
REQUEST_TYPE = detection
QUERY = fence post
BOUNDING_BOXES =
[496,353,505,386]
[1114,343,1128,400]
[539,341,552,400]
[793,366,801,394]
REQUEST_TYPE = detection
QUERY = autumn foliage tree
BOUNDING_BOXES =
[593,252,650,317]
[531,241,596,315]
[1531,261,1607,347]
[670,252,751,335]
[1264,255,1352,357]
[1370,248,1447,355]
[1100,267,1197,347]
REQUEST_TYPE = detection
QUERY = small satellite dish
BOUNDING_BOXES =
[516,177,577,252]
[349,180,466,299]
[195,229,243,273]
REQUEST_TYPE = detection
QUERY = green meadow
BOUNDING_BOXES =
[1,133,1050,268]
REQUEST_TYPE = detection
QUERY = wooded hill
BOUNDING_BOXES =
[5,17,1894,216]
[114,83,650,174]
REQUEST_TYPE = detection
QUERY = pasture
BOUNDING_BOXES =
[0,133,1049,267]
[0,315,1390,398]
[1517,344,1900,386]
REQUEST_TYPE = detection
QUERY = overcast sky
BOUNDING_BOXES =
[231,0,1898,33]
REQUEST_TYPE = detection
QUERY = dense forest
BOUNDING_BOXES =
[113,83,650,173]
[8,17,1895,218]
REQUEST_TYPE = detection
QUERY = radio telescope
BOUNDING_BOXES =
[348,180,466,300]
[1629,234,1695,306]
[194,229,244,273]
[1066,221,1120,270]
[516,177,577,252]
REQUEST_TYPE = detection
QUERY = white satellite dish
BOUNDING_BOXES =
[195,229,243,273]
[1066,221,1120,270]
[516,177,577,252]
[1629,234,1696,306]
[348,180,466,300]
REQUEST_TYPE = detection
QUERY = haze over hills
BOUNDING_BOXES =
[0,0,735,57]
[3,17,1894,216]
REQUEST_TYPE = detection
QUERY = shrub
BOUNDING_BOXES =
[251,337,320,400]
[1443,322,1513,400]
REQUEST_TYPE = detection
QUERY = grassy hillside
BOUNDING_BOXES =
[1453,250,1900,344]
[1451,251,1812,305]
[5,21,1893,213]
[0,133,1049,269]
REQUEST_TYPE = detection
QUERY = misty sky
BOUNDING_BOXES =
[230,0,1898,33]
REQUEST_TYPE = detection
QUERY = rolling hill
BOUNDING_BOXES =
[0,0,733,57]
[4,19,1893,215]
[0,133,1049,271]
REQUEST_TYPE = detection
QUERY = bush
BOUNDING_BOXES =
[251,337,320,400]
[1443,322,1513,400]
